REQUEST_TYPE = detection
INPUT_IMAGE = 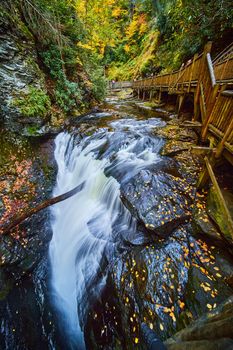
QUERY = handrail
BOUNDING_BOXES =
[213,42,233,64]
[207,53,216,87]
[130,41,233,164]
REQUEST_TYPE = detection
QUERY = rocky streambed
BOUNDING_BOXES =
[0,96,233,349]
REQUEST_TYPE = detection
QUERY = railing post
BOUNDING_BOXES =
[188,53,198,92]
[194,41,212,121]
[177,94,185,117]
[215,112,233,158]
[201,84,223,141]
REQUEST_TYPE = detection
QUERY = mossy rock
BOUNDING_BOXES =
[12,87,51,119]
[161,140,193,156]
[165,297,233,349]
[156,124,198,143]
[207,187,233,243]
[192,207,223,243]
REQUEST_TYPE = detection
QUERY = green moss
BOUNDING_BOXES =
[25,125,41,136]
[207,187,233,242]
[18,21,34,40]
[13,87,51,118]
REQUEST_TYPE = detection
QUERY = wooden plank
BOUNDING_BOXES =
[215,117,233,158]
[225,141,233,154]
[188,54,198,92]
[208,124,233,156]
[223,148,233,165]
[201,85,226,140]
[222,90,233,97]
[209,124,223,138]
[201,85,220,141]
[194,43,213,121]
[200,83,207,121]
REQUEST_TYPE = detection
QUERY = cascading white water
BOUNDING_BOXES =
[49,116,165,348]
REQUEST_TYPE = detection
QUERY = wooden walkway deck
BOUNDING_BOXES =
[109,41,233,240]
[111,42,233,165]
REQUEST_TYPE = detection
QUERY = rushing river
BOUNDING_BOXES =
[1,97,233,350]
[49,114,165,348]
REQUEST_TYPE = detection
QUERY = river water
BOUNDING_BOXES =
[0,97,233,349]
[49,109,165,348]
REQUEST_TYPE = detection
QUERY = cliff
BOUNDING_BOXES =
[0,1,104,135]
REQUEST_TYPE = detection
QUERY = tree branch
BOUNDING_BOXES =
[0,182,85,236]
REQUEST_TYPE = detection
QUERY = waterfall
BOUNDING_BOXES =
[49,116,164,348]
[49,132,136,348]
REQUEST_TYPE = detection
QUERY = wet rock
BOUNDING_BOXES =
[91,226,233,349]
[22,124,62,137]
[215,255,233,288]
[165,296,233,349]
[192,208,223,244]
[207,187,233,244]
[0,134,56,299]
[0,269,13,300]
[156,122,202,185]
[76,123,97,137]
[156,123,198,143]
[93,227,194,348]
[121,169,194,236]
[166,338,233,350]
[0,210,52,269]
[174,150,203,185]
[161,140,193,156]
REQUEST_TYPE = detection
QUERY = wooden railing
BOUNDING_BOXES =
[108,42,233,237]
[132,41,233,161]
[108,81,132,90]
[132,53,203,90]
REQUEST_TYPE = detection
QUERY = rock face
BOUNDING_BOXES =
[86,224,233,349]
[0,5,48,132]
[0,132,56,301]
[121,169,195,236]
[165,296,233,349]
[207,187,233,244]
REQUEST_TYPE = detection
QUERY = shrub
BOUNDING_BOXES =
[13,87,51,118]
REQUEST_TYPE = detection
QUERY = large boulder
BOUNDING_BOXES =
[85,225,233,349]
[121,169,195,236]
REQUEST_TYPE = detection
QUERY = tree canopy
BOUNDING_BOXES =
[74,0,233,79]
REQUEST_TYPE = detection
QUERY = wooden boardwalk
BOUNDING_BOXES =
[110,42,233,165]
[109,42,233,240]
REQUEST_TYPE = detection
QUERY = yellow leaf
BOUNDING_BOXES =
[178,300,185,309]
[169,312,176,322]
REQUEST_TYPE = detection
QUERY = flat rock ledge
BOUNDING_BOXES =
[121,169,195,237]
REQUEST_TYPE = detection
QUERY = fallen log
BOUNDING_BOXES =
[0,182,85,236]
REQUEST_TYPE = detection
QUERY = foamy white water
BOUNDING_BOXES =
[49,116,165,348]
